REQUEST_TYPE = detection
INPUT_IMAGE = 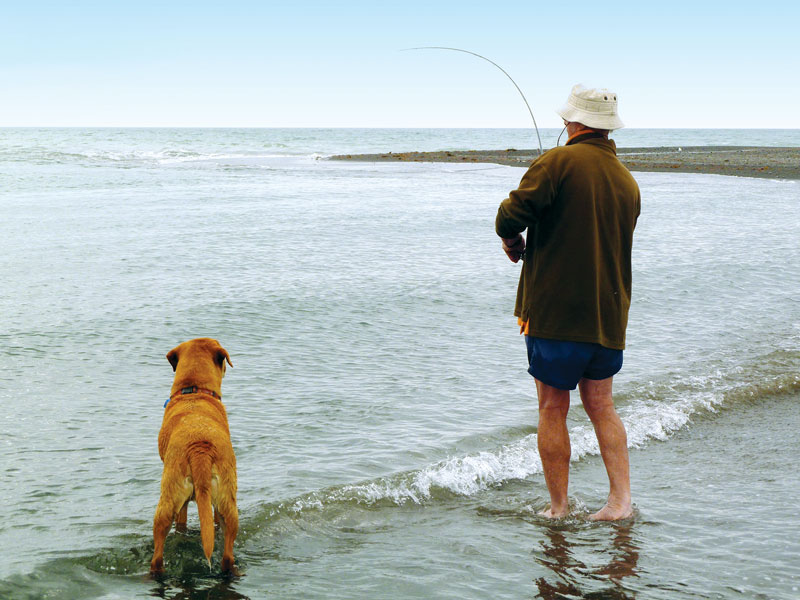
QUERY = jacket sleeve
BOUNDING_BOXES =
[495,161,555,238]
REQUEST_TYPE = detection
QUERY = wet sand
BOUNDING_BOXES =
[330,146,800,180]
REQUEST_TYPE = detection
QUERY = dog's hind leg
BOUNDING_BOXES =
[150,473,193,575]
[218,499,239,576]
[150,499,175,575]
[175,500,189,533]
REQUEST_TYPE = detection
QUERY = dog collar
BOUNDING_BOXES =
[164,386,221,408]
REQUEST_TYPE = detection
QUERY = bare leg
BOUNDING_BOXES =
[535,379,572,518]
[578,377,632,521]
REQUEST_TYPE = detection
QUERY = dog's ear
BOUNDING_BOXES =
[166,347,180,372]
[215,346,233,370]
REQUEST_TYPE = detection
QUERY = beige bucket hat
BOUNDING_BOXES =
[556,84,625,130]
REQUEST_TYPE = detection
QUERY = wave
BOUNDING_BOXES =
[0,147,314,166]
[3,354,796,585]
[244,355,800,524]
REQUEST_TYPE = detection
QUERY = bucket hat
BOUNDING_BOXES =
[556,84,625,130]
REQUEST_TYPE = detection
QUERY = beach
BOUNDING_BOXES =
[330,145,800,180]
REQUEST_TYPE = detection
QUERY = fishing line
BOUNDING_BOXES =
[401,46,543,156]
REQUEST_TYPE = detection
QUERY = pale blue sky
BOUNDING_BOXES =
[1,0,797,127]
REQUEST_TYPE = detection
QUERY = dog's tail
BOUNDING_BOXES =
[188,445,215,566]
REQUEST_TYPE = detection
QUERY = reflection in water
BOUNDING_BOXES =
[149,578,251,600]
[533,523,640,599]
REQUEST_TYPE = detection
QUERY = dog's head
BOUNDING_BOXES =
[167,338,233,383]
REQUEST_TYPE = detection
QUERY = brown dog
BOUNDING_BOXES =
[150,338,238,576]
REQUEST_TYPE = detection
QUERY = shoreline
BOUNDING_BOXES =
[329,146,800,180]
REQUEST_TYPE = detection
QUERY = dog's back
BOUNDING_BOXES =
[150,338,239,576]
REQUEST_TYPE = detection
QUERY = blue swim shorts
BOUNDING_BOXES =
[525,336,623,391]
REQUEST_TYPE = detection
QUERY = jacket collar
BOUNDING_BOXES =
[566,133,617,155]
[566,131,608,145]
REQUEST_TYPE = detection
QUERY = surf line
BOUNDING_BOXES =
[401,46,544,157]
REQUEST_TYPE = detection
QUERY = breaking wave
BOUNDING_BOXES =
[256,353,800,517]
[0,147,312,166]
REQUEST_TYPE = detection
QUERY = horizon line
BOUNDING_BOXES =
[1,125,797,130]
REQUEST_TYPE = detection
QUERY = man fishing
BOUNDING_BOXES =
[495,84,640,521]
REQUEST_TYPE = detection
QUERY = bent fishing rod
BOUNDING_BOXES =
[401,46,544,156]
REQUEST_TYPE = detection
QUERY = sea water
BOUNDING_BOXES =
[1,128,799,599]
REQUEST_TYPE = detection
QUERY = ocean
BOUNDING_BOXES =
[1,128,799,599]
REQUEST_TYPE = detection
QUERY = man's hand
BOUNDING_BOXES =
[501,234,525,263]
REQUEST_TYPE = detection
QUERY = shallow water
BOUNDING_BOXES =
[1,129,798,599]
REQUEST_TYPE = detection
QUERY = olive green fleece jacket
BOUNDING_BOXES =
[495,133,641,350]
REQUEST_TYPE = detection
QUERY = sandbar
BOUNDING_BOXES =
[330,146,800,180]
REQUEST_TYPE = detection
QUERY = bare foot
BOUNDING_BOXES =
[588,502,633,521]
[538,505,570,519]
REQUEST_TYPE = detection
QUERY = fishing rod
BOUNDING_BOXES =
[402,46,544,156]
[556,125,567,147]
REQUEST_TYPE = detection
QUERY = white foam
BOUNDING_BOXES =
[41,148,308,165]
[324,390,716,507]
[277,366,796,515]
[155,152,300,164]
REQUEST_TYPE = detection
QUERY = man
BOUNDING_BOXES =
[495,84,640,521]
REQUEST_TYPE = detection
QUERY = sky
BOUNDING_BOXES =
[1,0,798,128]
